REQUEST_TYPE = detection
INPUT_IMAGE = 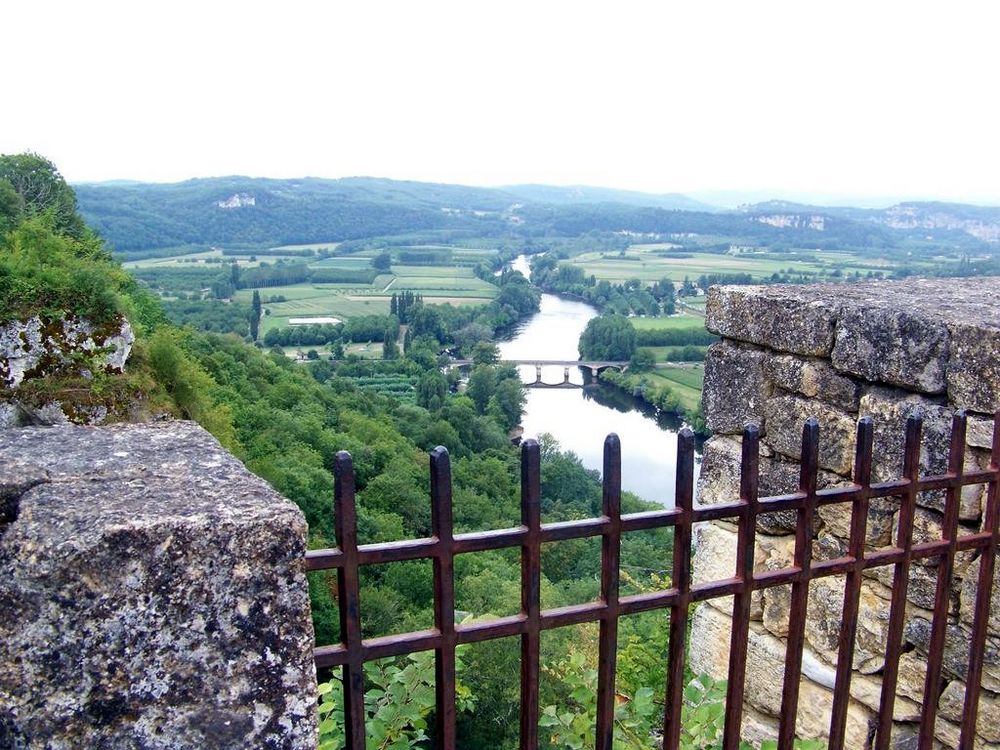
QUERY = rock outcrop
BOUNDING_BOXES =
[694,277,1000,749]
[0,314,136,427]
[0,421,317,749]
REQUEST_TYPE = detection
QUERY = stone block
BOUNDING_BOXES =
[948,320,1000,414]
[959,561,1000,638]
[688,604,874,748]
[860,386,956,510]
[904,616,1000,691]
[703,341,771,435]
[705,285,839,356]
[817,496,898,548]
[766,353,862,412]
[832,305,950,394]
[805,578,892,674]
[0,422,316,750]
[967,414,998,451]
[763,393,858,476]
[938,679,1000,744]
[698,436,838,535]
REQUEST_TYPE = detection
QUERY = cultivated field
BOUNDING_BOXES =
[566,245,924,284]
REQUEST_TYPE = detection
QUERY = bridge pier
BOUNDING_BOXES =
[535,365,542,385]
[563,367,570,384]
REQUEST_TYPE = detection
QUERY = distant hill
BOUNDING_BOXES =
[741,200,1000,244]
[74,175,997,257]
[501,184,716,212]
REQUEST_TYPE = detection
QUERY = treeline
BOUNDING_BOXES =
[531,255,678,316]
[262,315,399,347]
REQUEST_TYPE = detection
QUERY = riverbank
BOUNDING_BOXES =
[598,365,708,435]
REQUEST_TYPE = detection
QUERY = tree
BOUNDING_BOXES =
[578,315,637,360]
[382,329,399,360]
[0,152,86,238]
[466,365,496,414]
[487,378,526,431]
[416,371,448,411]
[372,252,392,272]
[249,290,262,341]
[0,179,24,234]
[471,341,500,365]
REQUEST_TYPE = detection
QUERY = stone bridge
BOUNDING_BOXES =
[447,359,629,388]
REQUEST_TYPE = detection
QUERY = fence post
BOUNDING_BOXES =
[520,439,542,749]
[334,451,366,750]
[595,434,622,750]
[430,447,457,750]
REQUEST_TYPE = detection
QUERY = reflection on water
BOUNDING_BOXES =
[497,256,701,507]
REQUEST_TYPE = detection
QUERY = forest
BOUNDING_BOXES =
[75,174,1000,259]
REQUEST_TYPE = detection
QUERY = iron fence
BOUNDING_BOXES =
[304,410,1000,750]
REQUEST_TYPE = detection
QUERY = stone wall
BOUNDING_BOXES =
[692,277,1000,749]
[0,421,317,749]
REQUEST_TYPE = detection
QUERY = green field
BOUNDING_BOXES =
[567,246,922,284]
[648,366,704,412]
[235,262,498,333]
[630,313,706,331]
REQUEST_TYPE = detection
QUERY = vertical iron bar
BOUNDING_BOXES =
[917,412,966,750]
[662,428,696,750]
[828,417,874,749]
[777,418,820,750]
[596,434,623,750]
[334,451,366,750]
[430,447,457,750]
[722,424,760,750]
[961,411,1000,748]
[520,439,542,750]
[874,414,923,750]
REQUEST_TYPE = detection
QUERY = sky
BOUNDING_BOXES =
[4,1,1000,205]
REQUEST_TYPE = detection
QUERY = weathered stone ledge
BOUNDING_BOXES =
[0,421,316,750]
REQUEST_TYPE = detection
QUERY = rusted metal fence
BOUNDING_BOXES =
[304,410,1000,750]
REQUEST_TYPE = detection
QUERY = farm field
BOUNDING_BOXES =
[124,248,302,269]
[235,263,498,333]
[630,313,706,331]
[566,247,923,284]
[648,365,704,412]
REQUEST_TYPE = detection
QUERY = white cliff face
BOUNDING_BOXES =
[215,193,256,209]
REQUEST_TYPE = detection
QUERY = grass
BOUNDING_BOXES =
[641,345,709,362]
[567,248,922,284]
[233,261,499,332]
[630,314,706,331]
[646,366,704,412]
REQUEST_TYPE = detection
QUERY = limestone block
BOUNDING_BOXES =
[705,285,839,356]
[703,341,771,435]
[688,604,874,748]
[832,304,950,394]
[763,393,858,476]
[698,435,842,535]
[959,561,1000,638]
[805,577,892,674]
[895,651,930,704]
[0,422,316,750]
[967,414,999,451]
[893,506,977,578]
[933,713,1000,750]
[938,679,1000,744]
[904,616,1000,691]
[817,496,899,548]
[861,387,957,512]
[867,561,940,611]
[766,353,862,412]
[947,319,1000,414]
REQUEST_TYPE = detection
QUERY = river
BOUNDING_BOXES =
[497,256,701,507]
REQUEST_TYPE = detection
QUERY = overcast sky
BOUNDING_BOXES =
[4,1,999,204]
